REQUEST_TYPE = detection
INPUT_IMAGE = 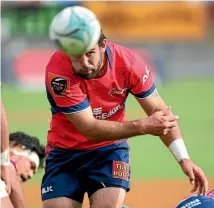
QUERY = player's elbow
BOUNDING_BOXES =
[64,111,103,142]
[79,127,102,142]
[76,120,104,142]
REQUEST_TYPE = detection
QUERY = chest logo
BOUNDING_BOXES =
[109,88,128,96]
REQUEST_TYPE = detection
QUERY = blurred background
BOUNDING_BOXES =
[1,1,214,208]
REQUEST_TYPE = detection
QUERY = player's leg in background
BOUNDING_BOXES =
[89,187,126,208]
[42,197,82,208]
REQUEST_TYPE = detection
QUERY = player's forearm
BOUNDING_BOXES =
[84,119,145,142]
[1,102,9,152]
[160,123,190,162]
[160,122,182,147]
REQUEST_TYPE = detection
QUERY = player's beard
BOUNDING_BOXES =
[72,50,104,79]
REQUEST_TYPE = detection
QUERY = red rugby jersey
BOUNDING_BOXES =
[45,42,155,151]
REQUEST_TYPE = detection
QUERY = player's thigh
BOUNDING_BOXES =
[85,140,130,207]
[41,147,85,205]
[90,187,126,208]
[42,197,82,208]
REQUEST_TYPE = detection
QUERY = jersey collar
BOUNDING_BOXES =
[106,45,113,69]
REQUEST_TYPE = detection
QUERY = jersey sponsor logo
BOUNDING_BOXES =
[92,104,121,119]
[48,72,72,97]
[180,198,201,208]
[142,65,150,85]
[108,88,128,96]
[112,161,129,181]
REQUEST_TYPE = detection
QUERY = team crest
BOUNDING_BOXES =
[48,72,72,97]
[51,77,67,95]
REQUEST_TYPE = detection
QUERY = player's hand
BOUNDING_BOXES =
[179,158,208,195]
[1,165,12,195]
[142,107,179,136]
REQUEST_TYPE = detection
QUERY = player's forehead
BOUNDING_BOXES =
[70,45,99,59]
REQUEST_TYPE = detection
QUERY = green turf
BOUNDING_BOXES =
[2,78,214,182]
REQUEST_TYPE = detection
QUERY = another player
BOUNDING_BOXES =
[42,20,208,208]
[8,131,45,208]
[1,100,13,208]
[9,131,45,182]
[176,189,214,208]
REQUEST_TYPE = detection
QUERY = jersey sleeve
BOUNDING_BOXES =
[129,53,156,99]
[45,52,89,114]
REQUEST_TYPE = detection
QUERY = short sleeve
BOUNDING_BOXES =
[129,53,156,99]
[45,52,89,114]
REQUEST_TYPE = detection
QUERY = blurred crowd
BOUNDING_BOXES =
[1,1,214,88]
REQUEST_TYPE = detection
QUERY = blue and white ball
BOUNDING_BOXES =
[49,6,101,56]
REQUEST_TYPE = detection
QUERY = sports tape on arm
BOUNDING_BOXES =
[168,138,190,162]
[0,148,11,166]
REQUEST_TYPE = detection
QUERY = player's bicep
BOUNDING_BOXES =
[136,89,168,116]
[129,53,156,99]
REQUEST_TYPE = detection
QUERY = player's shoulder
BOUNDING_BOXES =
[107,42,136,67]
[46,50,72,75]
[108,42,145,69]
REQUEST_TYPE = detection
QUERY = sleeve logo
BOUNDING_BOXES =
[142,65,150,85]
[51,77,67,95]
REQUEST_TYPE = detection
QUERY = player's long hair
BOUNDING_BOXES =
[9,132,45,168]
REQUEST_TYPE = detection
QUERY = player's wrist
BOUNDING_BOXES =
[0,148,11,166]
[133,120,147,135]
[168,138,190,162]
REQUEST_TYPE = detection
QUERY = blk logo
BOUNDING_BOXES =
[42,186,53,194]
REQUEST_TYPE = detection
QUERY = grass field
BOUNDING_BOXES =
[2,78,214,184]
[2,78,214,207]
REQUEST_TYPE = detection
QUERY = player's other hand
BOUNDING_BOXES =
[179,158,208,195]
[142,107,179,136]
[1,165,12,195]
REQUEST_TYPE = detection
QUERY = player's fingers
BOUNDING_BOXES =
[198,180,203,195]
[188,168,195,186]
[202,175,208,195]
[157,106,171,116]
[191,180,199,193]
[166,115,179,122]
[162,106,172,115]
[196,170,208,195]
[164,121,177,129]
[163,128,169,135]
[204,179,208,195]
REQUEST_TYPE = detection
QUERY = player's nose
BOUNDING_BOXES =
[80,55,90,68]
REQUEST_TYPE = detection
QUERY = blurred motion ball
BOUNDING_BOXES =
[49,6,101,56]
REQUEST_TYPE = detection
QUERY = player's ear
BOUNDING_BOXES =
[100,39,107,52]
